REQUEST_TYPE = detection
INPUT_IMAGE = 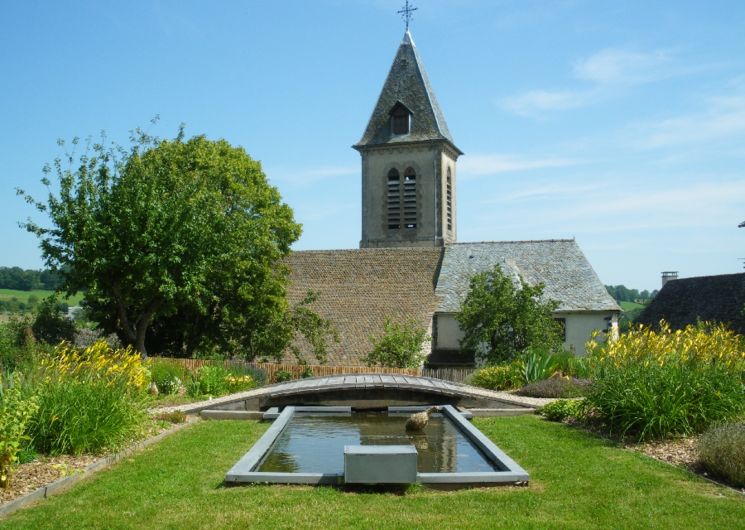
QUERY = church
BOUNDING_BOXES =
[284,30,619,367]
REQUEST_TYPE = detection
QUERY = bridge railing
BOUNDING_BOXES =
[153,358,476,384]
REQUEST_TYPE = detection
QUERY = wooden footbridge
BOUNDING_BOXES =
[164,374,545,416]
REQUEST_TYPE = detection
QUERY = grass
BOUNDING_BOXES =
[619,300,645,312]
[3,416,744,529]
[0,289,84,306]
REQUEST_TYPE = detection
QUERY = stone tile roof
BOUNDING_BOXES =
[636,273,745,333]
[354,31,461,153]
[284,247,444,365]
[435,240,620,313]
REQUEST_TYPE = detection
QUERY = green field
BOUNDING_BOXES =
[3,416,744,529]
[619,300,645,312]
[0,289,84,306]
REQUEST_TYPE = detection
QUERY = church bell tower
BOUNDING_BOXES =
[354,31,462,248]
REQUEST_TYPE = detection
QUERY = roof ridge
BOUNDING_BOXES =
[447,239,576,245]
[290,247,443,254]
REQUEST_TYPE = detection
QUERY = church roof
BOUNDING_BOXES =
[285,247,443,365]
[354,31,461,153]
[435,240,620,313]
[636,272,745,333]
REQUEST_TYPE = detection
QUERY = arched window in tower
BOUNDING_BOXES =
[390,103,411,135]
[387,168,401,230]
[403,167,417,229]
[446,167,453,233]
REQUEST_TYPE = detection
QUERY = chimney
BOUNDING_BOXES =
[661,271,678,288]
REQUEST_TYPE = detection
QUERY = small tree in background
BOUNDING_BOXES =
[457,264,562,364]
[364,318,428,368]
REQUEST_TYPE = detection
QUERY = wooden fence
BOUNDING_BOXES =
[156,357,477,384]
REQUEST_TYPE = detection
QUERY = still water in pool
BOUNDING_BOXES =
[258,412,497,474]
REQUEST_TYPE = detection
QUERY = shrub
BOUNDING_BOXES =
[273,370,292,384]
[0,372,39,488]
[364,318,428,368]
[149,358,188,395]
[187,365,231,397]
[73,328,121,349]
[585,322,745,441]
[698,422,745,487]
[28,341,149,454]
[538,399,584,422]
[300,366,314,379]
[0,318,46,373]
[470,365,521,391]
[31,297,76,345]
[516,376,590,398]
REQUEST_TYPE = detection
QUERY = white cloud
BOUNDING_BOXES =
[484,182,606,203]
[572,48,672,85]
[502,89,595,114]
[632,93,745,149]
[502,47,677,116]
[459,154,579,177]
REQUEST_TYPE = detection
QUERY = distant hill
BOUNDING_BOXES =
[0,288,83,314]
[606,286,656,331]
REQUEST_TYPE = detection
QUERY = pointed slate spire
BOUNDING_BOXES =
[354,31,462,154]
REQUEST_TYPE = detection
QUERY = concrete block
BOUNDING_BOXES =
[344,445,417,484]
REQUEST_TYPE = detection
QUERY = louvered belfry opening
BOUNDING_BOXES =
[387,168,401,229]
[386,167,417,231]
[403,167,417,229]
[446,167,453,233]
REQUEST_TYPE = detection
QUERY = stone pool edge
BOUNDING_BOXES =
[223,405,529,487]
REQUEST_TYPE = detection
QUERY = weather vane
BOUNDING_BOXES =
[397,1,418,31]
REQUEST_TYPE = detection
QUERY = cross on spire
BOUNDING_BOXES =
[397,1,418,31]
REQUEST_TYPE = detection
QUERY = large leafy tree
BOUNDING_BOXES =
[20,128,309,358]
[456,265,562,364]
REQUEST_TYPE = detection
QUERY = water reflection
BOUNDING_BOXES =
[258,412,496,474]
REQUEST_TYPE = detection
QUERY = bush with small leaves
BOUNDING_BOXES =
[538,399,585,422]
[364,318,428,369]
[273,370,292,384]
[698,422,745,488]
[469,365,521,391]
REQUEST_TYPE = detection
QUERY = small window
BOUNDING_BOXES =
[391,104,411,135]
[554,318,566,342]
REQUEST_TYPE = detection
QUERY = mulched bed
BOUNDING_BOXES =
[629,435,744,495]
[1,418,186,508]
[0,454,97,505]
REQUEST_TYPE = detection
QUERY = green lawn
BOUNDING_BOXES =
[0,289,84,307]
[3,416,743,529]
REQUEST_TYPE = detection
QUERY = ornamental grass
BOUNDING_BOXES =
[27,340,150,455]
[585,321,745,441]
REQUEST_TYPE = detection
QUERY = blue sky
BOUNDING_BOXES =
[2,0,744,291]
